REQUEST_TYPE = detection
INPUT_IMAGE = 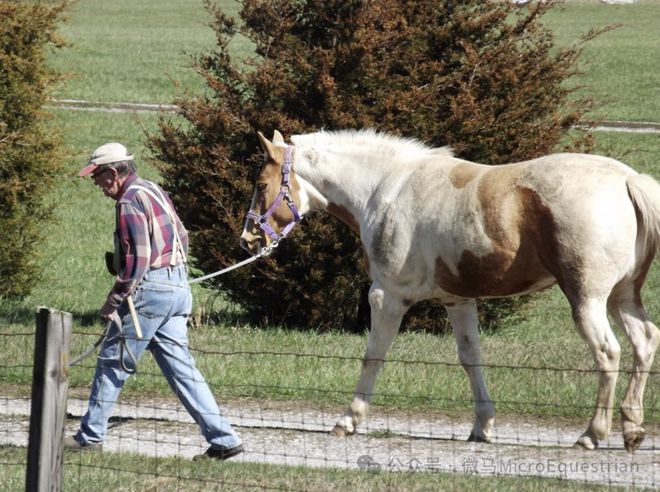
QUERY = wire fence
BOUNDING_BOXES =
[1,328,658,490]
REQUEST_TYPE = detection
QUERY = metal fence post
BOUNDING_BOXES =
[25,307,72,492]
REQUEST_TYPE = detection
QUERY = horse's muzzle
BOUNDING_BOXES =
[240,234,262,256]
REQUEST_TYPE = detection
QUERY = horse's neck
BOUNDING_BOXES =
[297,146,392,217]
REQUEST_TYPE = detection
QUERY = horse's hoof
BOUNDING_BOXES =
[573,434,598,450]
[330,424,351,438]
[623,429,645,453]
[467,432,490,443]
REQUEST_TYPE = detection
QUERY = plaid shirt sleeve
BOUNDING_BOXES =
[106,199,152,308]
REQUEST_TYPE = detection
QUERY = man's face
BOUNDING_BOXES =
[91,167,121,200]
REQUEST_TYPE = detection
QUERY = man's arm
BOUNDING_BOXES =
[101,200,151,317]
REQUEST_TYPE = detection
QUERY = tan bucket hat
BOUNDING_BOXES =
[78,142,133,177]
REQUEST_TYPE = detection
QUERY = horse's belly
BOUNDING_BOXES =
[434,249,556,298]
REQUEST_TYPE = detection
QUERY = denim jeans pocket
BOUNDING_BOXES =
[133,284,175,319]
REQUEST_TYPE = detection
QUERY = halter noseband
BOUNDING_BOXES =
[246,145,302,244]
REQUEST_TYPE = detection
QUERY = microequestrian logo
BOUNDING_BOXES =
[357,455,381,473]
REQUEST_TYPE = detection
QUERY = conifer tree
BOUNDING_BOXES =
[0,1,66,298]
[150,0,598,331]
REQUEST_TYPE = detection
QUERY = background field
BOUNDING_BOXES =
[1,0,660,489]
[2,0,659,425]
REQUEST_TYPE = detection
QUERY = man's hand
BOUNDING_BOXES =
[100,301,117,321]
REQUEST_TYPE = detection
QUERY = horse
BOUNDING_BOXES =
[240,128,660,452]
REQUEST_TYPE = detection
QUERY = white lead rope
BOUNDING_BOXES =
[188,241,276,284]
[188,251,263,284]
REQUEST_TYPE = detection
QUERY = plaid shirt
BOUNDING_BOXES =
[106,173,188,308]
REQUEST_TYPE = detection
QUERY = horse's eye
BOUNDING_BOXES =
[257,183,268,193]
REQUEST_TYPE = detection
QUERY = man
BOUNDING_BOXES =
[65,142,243,461]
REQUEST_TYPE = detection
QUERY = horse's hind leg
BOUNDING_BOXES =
[446,300,495,442]
[608,282,660,452]
[571,297,622,450]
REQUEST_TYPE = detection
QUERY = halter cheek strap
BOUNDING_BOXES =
[246,145,302,243]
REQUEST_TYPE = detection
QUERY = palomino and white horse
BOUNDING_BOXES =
[240,129,660,452]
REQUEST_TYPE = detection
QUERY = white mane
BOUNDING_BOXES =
[290,129,454,159]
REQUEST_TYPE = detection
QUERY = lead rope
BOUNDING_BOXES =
[188,243,275,284]
[69,311,138,373]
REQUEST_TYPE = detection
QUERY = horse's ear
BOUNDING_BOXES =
[257,131,274,155]
[272,130,285,145]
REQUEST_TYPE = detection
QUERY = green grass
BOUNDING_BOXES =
[542,0,660,122]
[1,0,658,422]
[2,0,660,488]
[47,0,660,123]
[0,446,630,491]
[49,0,243,104]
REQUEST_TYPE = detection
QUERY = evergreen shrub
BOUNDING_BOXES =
[150,0,601,331]
[0,1,66,298]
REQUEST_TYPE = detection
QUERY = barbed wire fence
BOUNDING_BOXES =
[1,318,658,490]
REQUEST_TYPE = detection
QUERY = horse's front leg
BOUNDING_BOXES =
[446,300,495,442]
[331,284,406,437]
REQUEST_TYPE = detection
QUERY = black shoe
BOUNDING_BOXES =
[193,444,243,461]
[63,435,103,451]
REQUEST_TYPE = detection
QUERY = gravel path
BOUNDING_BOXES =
[2,395,657,488]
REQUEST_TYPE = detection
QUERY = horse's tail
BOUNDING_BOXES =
[626,173,660,253]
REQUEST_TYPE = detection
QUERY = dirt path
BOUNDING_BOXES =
[2,395,657,488]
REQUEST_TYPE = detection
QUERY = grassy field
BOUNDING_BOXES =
[0,446,618,492]
[5,0,655,408]
[46,0,660,122]
[50,0,239,103]
[543,0,660,122]
[1,0,660,489]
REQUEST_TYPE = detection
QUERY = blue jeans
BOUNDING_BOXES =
[76,264,241,449]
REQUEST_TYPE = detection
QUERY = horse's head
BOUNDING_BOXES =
[240,130,303,255]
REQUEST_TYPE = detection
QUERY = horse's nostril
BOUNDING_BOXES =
[240,237,260,255]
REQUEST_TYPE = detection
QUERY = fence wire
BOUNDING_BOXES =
[1,329,658,490]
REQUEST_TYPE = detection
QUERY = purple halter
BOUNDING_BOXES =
[245,145,302,243]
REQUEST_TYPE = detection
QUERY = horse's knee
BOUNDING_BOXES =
[455,332,480,359]
[368,286,385,311]
[592,335,621,372]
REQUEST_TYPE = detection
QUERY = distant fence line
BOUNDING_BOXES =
[47,99,179,114]
[47,99,660,134]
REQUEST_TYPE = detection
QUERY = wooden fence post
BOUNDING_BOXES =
[25,307,72,492]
